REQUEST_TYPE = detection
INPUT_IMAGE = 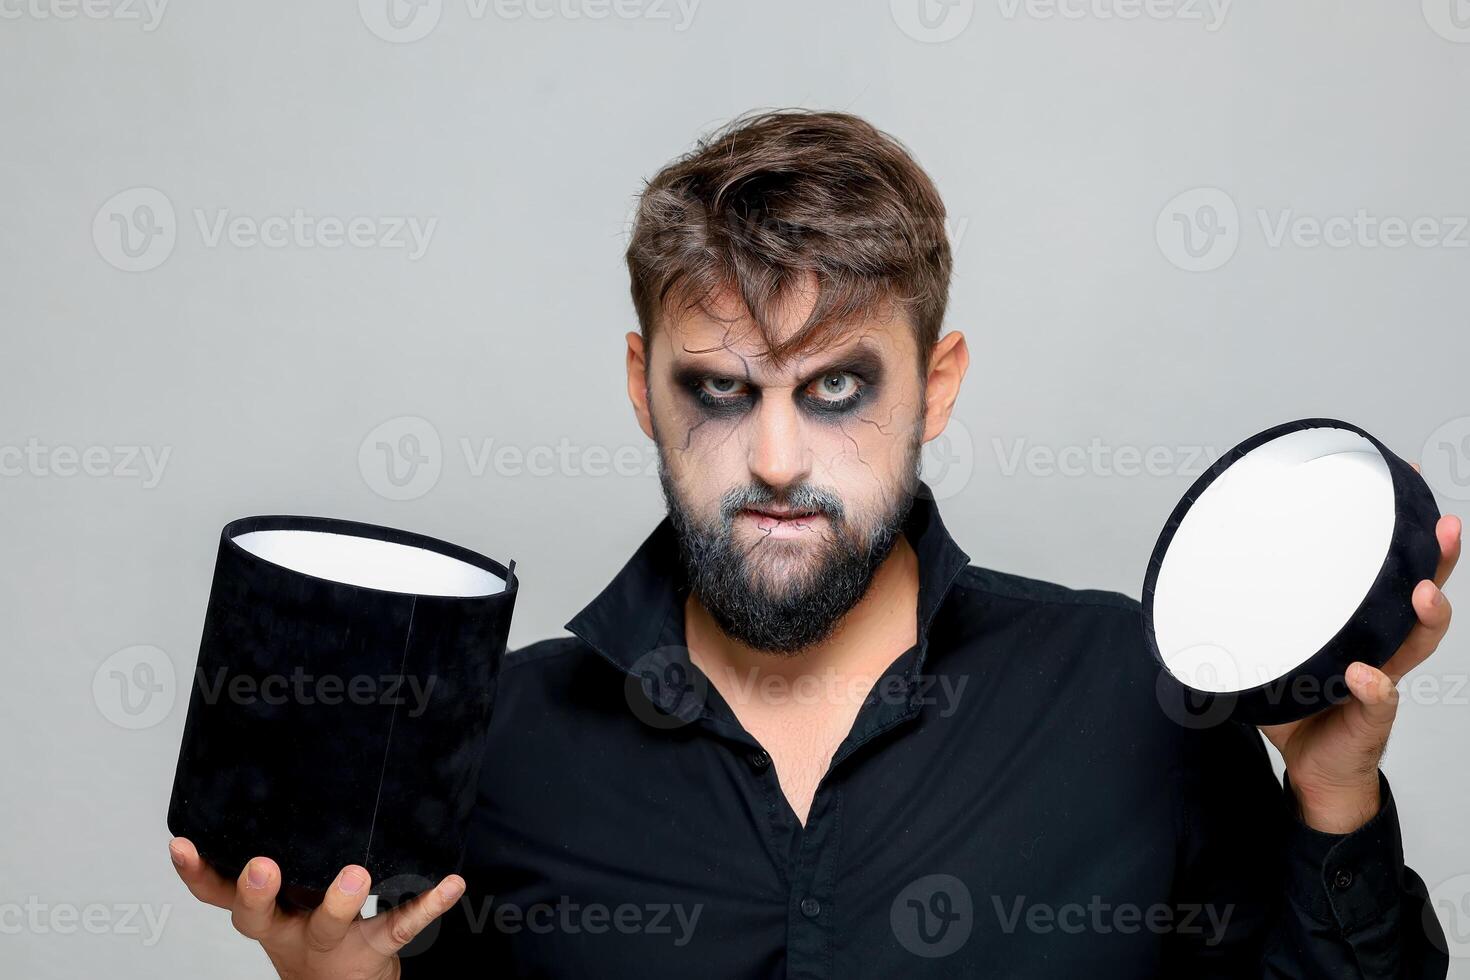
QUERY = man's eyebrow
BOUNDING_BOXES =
[669,340,888,385]
[792,341,887,383]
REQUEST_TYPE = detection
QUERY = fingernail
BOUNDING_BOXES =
[246,861,269,889]
[437,877,465,903]
[168,841,185,867]
[340,869,367,895]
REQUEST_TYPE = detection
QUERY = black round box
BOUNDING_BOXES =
[1143,418,1440,726]
[167,516,518,894]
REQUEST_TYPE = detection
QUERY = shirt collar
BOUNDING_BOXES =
[565,485,972,678]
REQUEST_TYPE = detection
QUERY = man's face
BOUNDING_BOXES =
[640,283,929,654]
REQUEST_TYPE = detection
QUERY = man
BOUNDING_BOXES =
[169,110,1461,978]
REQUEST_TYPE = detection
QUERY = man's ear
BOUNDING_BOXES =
[626,331,655,440]
[922,330,970,443]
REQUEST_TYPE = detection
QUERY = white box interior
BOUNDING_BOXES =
[233,529,506,598]
[1152,427,1394,694]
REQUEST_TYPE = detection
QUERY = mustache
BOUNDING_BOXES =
[718,483,847,526]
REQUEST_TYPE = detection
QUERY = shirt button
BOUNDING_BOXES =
[1333,870,1354,890]
[800,897,821,918]
[747,750,771,771]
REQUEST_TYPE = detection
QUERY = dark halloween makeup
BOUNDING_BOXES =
[672,344,887,423]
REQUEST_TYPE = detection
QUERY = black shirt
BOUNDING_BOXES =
[404,492,1447,978]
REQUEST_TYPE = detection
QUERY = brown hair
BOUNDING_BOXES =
[625,109,953,365]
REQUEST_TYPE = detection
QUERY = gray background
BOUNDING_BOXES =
[4,1,1470,976]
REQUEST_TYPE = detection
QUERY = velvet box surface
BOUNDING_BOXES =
[167,516,517,894]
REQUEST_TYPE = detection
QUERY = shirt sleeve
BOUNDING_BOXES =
[1164,717,1448,979]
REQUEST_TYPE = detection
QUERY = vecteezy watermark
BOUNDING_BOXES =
[625,647,710,730]
[1402,672,1470,709]
[0,898,171,946]
[1256,209,1470,251]
[995,0,1231,30]
[1152,639,1421,730]
[892,0,1229,42]
[358,414,980,503]
[93,645,176,730]
[359,416,445,501]
[193,209,436,258]
[454,895,703,946]
[991,895,1234,944]
[93,187,177,272]
[192,667,440,718]
[460,438,659,481]
[357,416,664,502]
[623,646,971,731]
[890,0,975,42]
[1162,645,1470,730]
[1421,416,1470,503]
[1157,186,1470,272]
[891,874,974,958]
[0,0,168,30]
[0,439,171,487]
[1422,0,1470,43]
[920,417,975,501]
[1156,187,1240,272]
[93,187,438,272]
[1154,641,1243,730]
[358,0,700,43]
[1427,872,1470,958]
[991,436,1217,479]
[715,667,969,717]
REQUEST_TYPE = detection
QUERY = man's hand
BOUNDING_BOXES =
[1261,507,1461,835]
[168,836,464,980]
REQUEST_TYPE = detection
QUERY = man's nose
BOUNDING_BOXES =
[746,397,811,491]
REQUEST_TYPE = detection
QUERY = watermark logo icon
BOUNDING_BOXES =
[625,646,709,730]
[1155,641,1240,730]
[1427,872,1470,958]
[93,645,176,730]
[1156,187,1239,272]
[360,0,443,42]
[891,873,973,958]
[891,0,974,43]
[359,416,443,501]
[920,417,975,501]
[93,187,176,272]
[1421,417,1470,502]
[1423,0,1470,42]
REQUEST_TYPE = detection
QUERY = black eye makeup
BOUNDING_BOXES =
[797,348,885,418]
[671,345,886,421]
[683,374,755,416]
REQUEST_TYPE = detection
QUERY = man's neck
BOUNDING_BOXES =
[682,536,921,826]
[683,534,921,683]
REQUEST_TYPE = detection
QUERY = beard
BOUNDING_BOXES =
[658,445,922,655]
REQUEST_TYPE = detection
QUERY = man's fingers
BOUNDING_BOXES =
[1344,661,1399,734]
[1409,467,1459,584]
[1433,514,1462,588]
[1382,579,1453,683]
[230,857,283,940]
[168,837,236,910]
[304,866,372,953]
[362,875,466,956]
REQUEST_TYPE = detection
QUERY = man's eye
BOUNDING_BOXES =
[699,377,748,400]
[807,372,861,403]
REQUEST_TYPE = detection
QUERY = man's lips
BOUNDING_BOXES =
[738,507,828,536]
[743,505,823,520]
